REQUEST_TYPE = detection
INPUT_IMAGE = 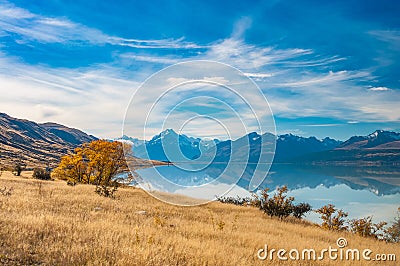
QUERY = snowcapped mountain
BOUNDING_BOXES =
[274,134,342,162]
[337,130,400,150]
[121,129,400,164]
[132,129,207,161]
[299,130,400,164]
[115,135,145,148]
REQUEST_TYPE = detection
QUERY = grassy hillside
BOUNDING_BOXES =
[0,171,398,265]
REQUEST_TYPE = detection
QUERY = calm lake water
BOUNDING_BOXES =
[136,163,400,223]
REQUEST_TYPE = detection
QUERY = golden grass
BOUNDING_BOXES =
[0,171,398,265]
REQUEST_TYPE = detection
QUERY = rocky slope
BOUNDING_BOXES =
[0,113,96,168]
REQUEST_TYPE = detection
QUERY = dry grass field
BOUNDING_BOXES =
[0,171,398,265]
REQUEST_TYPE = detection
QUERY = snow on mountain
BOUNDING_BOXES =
[338,130,400,150]
[120,129,399,163]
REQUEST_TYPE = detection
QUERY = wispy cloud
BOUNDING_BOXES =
[205,38,313,69]
[369,30,400,49]
[244,72,274,79]
[264,68,400,122]
[119,54,182,65]
[0,1,201,49]
[109,37,206,49]
[0,51,138,137]
[1,1,399,139]
[275,70,371,87]
[302,124,342,127]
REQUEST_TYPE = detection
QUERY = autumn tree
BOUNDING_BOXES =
[316,204,348,231]
[52,140,134,197]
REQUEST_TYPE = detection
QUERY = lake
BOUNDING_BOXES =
[135,163,400,223]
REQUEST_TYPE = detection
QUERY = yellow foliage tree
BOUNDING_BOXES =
[52,140,134,197]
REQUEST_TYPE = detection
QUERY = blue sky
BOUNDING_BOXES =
[0,0,399,140]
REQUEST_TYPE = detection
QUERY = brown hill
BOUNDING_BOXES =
[0,113,97,168]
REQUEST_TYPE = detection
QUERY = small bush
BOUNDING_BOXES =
[349,216,386,239]
[32,168,51,180]
[293,202,312,219]
[217,186,312,220]
[13,162,26,176]
[95,183,118,198]
[216,196,252,206]
[385,207,400,243]
[315,204,348,231]
[0,187,13,196]
[260,186,294,219]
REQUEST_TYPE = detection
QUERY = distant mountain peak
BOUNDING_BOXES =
[368,129,400,140]
[125,128,399,164]
[247,132,261,140]
[162,128,177,135]
[338,129,400,150]
[150,128,178,143]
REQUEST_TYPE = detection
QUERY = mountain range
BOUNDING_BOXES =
[0,113,96,168]
[1,112,399,169]
[123,128,400,165]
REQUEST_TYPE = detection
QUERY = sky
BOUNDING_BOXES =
[0,0,399,140]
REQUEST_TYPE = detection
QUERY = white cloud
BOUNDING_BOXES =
[120,54,182,65]
[1,4,399,138]
[109,37,205,49]
[0,2,34,19]
[302,124,341,127]
[0,52,139,137]
[275,70,370,87]
[244,72,274,78]
[368,86,390,91]
[231,16,252,39]
[263,69,400,122]
[369,30,400,49]
[0,1,201,49]
[205,38,313,69]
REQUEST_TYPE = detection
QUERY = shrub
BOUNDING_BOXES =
[95,183,118,198]
[292,202,312,219]
[217,186,312,220]
[216,196,252,206]
[259,186,294,219]
[349,216,387,239]
[0,187,13,196]
[385,207,400,243]
[315,204,348,231]
[32,168,51,180]
[13,162,26,176]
